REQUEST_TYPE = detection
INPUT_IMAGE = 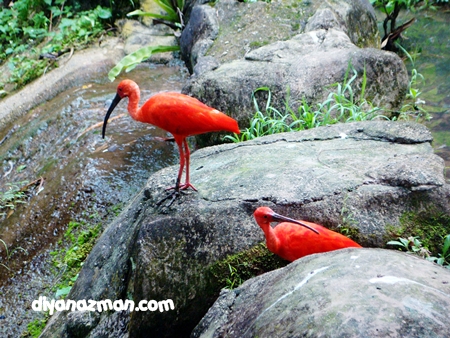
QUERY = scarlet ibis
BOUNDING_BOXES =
[253,207,362,261]
[102,79,240,196]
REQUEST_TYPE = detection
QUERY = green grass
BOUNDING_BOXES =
[225,59,428,143]
[225,63,391,143]
[391,44,431,121]
[0,238,28,271]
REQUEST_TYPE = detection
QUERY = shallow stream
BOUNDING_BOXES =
[390,9,450,179]
[0,63,186,337]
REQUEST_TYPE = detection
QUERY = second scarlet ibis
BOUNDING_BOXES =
[102,79,240,195]
[253,207,362,261]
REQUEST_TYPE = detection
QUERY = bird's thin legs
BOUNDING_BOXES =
[175,139,185,191]
[180,139,197,191]
[159,139,184,207]
[159,138,196,208]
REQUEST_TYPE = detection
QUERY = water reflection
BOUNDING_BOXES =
[396,9,450,180]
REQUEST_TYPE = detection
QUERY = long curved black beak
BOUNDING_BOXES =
[102,93,122,139]
[271,212,320,235]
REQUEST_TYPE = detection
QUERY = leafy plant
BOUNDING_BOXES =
[0,238,28,271]
[428,234,450,268]
[387,236,431,258]
[26,317,48,338]
[388,235,450,268]
[0,1,112,91]
[23,214,102,335]
[128,0,186,30]
[108,44,180,81]
[0,180,29,217]
[107,0,186,81]
[50,220,102,298]
[55,275,78,299]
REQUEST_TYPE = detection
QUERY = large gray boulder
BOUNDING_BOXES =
[192,248,450,337]
[181,0,408,136]
[40,121,450,337]
[184,29,407,128]
[181,0,380,72]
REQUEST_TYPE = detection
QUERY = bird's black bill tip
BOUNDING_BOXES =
[272,212,320,235]
[102,93,122,139]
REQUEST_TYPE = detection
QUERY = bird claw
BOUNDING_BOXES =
[166,183,197,192]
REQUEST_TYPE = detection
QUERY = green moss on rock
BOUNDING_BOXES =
[385,209,450,256]
[207,242,287,290]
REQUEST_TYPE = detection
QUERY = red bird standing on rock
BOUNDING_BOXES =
[253,207,362,261]
[102,79,240,196]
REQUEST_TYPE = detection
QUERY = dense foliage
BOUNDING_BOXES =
[0,0,116,92]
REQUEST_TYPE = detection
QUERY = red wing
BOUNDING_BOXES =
[276,222,361,261]
[141,93,239,136]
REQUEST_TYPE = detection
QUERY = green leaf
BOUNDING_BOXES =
[97,7,112,19]
[55,286,72,298]
[442,235,450,256]
[387,240,403,246]
[127,9,175,22]
[108,45,180,81]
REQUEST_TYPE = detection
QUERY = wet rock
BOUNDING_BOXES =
[180,4,219,73]
[192,248,450,338]
[40,121,450,337]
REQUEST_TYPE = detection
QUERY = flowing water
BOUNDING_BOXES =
[389,8,450,180]
[0,62,186,336]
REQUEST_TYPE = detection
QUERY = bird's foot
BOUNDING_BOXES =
[166,182,197,192]
[179,183,198,192]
